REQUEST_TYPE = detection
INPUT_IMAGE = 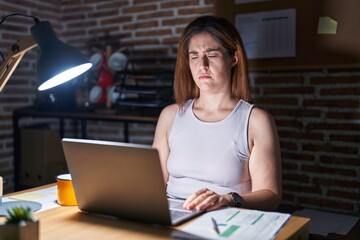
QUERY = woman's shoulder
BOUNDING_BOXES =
[250,107,275,126]
[160,103,179,117]
[156,103,179,128]
[249,107,277,140]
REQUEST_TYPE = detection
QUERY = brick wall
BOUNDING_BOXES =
[250,71,360,215]
[0,0,359,216]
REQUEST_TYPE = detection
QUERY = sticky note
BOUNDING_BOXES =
[318,16,338,34]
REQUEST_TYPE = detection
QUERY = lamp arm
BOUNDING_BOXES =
[0,35,37,92]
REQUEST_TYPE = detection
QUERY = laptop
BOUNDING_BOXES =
[61,138,204,226]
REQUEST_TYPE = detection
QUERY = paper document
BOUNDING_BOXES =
[235,9,296,59]
[182,207,291,240]
[3,186,59,212]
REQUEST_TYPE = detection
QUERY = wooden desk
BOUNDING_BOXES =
[5,185,310,240]
[12,107,158,190]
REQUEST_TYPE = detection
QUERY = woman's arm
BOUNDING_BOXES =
[242,107,282,210]
[152,104,178,183]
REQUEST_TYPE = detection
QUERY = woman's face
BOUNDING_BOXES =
[188,31,237,95]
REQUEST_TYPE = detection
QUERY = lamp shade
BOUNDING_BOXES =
[30,21,92,91]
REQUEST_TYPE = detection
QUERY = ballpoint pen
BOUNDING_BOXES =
[211,217,220,234]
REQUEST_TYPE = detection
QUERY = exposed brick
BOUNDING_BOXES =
[283,173,310,183]
[61,5,94,13]
[254,76,305,85]
[281,152,316,162]
[271,108,322,118]
[310,76,360,85]
[135,29,172,38]
[303,99,359,108]
[319,155,360,166]
[327,189,360,200]
[161,0,198,9]
[283,183,321,194]
[275,119,303,129]
[282,193,295,202]
[306,122,360,131]
[88,26,125,36]
[314,177,360,189]
[301,164,357,177]
[66,20,98,29]
[87,9,119,19]
[60,13,86,22]
[162,36,181,45]
[163,17,197,26]
[178,6,214,15]
[253,97,299,106]
[96,1,129,10]
[281,161,300,172]
[279,141,298,151]
[326,111,360,120]
[329,134,360,143]
[134,0,159,4]
[123,20,158,30]
[279,130,324,141]
[123,4,158,14]
[302,143,358,155]
[0,3,25,13]
[138,10,174,20]
[298,196,355,212]
[320,87,360,96]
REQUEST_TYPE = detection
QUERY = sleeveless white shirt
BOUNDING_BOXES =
[167,99,254,199]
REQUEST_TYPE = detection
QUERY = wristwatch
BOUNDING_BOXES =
[229,192,244,208]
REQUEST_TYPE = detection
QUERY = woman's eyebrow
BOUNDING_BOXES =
[188,47,222,55]
[189,50,198,55]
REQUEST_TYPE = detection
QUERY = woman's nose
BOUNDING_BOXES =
[200,55,209,70]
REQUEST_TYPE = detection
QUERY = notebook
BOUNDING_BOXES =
[61,138,204,226]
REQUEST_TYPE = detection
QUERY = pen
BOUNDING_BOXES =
[211,217,220,234]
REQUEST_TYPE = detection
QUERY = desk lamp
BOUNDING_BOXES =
[0,13,92,92]
[0,13,92,215]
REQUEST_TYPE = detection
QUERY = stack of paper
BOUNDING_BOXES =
[182,207,290,240]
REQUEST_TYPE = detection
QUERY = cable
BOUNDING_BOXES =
[0,13,41,61]
[0,13,40,25]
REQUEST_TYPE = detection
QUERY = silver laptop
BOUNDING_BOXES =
[61,138,204,226]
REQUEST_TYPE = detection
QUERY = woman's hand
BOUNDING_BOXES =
[183,188,234,211]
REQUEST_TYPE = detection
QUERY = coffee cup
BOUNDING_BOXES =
[56,174,77,206]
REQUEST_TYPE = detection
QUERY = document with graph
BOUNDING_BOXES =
[181,207,291,240]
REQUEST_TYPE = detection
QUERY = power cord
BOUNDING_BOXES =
[0,13,40,61]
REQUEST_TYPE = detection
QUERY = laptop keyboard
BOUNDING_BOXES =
[168,198,199,223]
[170,209,193,221]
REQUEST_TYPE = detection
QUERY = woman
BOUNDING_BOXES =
[153,15,281,211]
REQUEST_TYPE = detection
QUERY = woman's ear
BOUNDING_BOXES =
[231,55,238,67]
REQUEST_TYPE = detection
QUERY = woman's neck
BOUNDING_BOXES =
[192,96,238,122]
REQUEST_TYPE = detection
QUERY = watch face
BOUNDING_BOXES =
[231,192,243,207]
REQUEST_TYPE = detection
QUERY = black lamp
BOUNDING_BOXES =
[0,14,92,92]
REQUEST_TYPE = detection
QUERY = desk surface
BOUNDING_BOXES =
[5,184,310,240]
[13,106,159,122]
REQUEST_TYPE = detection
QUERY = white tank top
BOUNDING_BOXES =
[167,99,254,199]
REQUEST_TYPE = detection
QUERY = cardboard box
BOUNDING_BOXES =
[20,127,68,187]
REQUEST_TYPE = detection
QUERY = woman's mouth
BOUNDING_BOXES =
[199,74,211,79]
